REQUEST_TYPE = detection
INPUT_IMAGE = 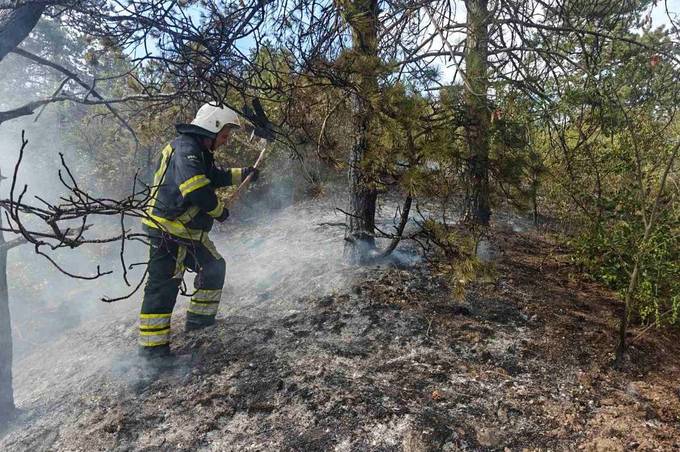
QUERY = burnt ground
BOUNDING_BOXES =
[1,209,679,451]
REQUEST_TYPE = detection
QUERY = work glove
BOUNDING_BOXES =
[242,167,259,183]
[215,207,230,223]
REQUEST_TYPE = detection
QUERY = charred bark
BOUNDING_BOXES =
[345,93,378,263]
[0,2,46,62]
[343,0,379,264]
[462,0,491,226]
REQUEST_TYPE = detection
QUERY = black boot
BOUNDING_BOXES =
[185,313,216,332]
[138,344,172,356]
[137,344,177,369]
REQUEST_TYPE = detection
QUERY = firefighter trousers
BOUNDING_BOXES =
[139,230,226,350]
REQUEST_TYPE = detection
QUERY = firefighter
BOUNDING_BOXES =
[138,103,259,360]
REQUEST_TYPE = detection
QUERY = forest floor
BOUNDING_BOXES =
[0,197,679,451]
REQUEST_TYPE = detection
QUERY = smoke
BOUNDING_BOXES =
[1,56,420,413]
[0,107,348,359]
[2,111,426,420]
[4,191,362,403]
[0,93,148,359]
[211,195,351,317]
[1,103,420,363]
[0,90,335,364]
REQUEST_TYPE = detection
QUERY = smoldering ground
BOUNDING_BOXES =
[0,102,428,447]
[3,187,419,412]
[5,132,679,451]
[8,192,680,451]
[0,100,332,353]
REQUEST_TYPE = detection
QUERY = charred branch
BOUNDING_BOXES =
[0,131,154,296]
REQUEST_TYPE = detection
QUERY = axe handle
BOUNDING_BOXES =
[226,140,268,208]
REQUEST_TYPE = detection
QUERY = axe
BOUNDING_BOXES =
[226,98,274,208]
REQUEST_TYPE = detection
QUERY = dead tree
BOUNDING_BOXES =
[0,170,21,425]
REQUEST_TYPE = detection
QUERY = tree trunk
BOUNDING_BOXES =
[614,260,639,366]
[343,0,379,264]
[346,143,378,263]
[0,204,15,425]
[462,0,491,226]
[531,179,539,227]
[0,2,45,61]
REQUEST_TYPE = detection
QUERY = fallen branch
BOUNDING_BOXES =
[318,222,347,228]
[0,130,153,294]
[378,194,413,259]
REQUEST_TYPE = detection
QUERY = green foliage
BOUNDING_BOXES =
[529,27,680,328]
[421,219,496,300]
[571,169,679,325]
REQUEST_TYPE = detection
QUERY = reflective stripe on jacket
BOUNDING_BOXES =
[142,132,243,239]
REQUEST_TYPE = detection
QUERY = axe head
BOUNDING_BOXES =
[242,98,275,141]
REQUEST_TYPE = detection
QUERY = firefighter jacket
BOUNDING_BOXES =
[142,128,243,240]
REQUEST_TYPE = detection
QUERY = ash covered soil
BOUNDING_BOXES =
[2,197,680,451]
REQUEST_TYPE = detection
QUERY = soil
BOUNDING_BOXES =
[0,199,679,451]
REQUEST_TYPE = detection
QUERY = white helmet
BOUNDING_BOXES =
[190,103,241,135]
